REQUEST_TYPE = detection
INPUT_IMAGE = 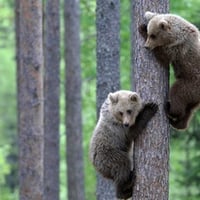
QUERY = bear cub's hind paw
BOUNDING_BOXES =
[116,171,135,199]
[165,101,179,122]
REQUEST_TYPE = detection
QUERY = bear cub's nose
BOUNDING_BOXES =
[123,123,129,128]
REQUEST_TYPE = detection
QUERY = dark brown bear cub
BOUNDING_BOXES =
[140,11,200,130]
[89,90,158,199]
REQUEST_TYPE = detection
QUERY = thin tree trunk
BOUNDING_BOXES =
[44,0,60,199]
[96,0,120,199]
[18,0,44,199]
[64,0,85,199]
[15,0,20,134]
[131,1,170,200]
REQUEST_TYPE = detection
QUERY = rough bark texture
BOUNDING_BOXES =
[44,0,60,199]
[131,1,170,200]
[96,0,120,199]
[18,0,44,200]
[64,0,85,199]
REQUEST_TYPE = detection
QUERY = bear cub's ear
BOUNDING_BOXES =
[129,93,139,103]
[159,19,170,30]
[144,11,157,21]
[109,93,118,104]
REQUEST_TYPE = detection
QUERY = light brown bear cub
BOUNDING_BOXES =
[140,11,200,130]
[89,90,158,199]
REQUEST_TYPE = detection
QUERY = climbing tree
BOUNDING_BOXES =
[131,0,170,199]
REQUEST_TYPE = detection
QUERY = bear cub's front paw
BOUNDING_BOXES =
[139,24,148,39]
[143,102,159,119]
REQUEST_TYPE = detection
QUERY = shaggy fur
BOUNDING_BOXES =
[140,11,200,130]
[89,90,158,199]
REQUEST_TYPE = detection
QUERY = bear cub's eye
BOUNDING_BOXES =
[150,34,156,39]
[127,110,132,115]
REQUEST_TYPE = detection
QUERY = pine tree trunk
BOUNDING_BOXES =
[96,0,120,199]
[17,0,44,199]
[64,0,85,199]
[131,1,170,200]
[44,0,60,199]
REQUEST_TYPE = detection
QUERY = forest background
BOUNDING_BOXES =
[0,0,200,199]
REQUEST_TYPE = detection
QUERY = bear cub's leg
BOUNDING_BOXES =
[166,80,199,130]
[116,170,135,199]
[166,101,187,129]
[166,101,198,130]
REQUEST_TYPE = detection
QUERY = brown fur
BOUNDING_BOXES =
[89,90,158,199]
[140,11,200,130]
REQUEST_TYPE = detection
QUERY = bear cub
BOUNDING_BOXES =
[89,90,158,199]
[140,11,200,130]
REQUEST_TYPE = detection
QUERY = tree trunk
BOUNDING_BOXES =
[17,0,44,199]
[15,0,20,134]
[131,1,170,200]
[96,0,120,199]
[64,0,85,199]
[43,0,60,199]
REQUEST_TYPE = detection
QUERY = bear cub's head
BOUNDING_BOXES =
[144,11,175,50]
[108,90,142,128]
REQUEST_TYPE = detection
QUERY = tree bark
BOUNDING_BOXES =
[43,0,60,199]
[18,0,44,200]
[64,0,85,199]
[131,1,170,200]
[96,0,120,199]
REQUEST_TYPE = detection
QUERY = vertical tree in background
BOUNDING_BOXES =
[43,0,60,199]
[96,0,120,199]
[64,0,85,199]
[15,0,20,132]
[131,1,170,199]
[17,0,44,199]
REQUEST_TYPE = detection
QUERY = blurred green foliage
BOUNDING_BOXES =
[1,0,200,199]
